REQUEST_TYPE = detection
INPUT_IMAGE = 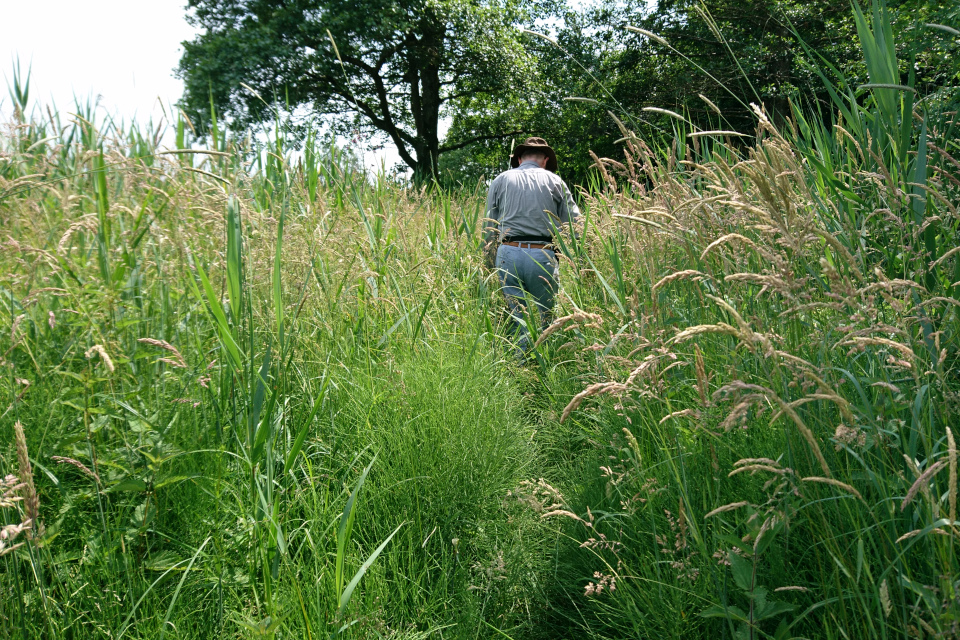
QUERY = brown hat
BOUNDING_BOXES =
[510,137,558,172]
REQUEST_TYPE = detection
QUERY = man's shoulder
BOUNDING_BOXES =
[490,169,518,187]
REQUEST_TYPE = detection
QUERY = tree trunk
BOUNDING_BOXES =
[407,20,445,184]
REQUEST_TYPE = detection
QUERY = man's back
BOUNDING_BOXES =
[486,161,579,241]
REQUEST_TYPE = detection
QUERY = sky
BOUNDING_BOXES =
[0,0,409,170]
[1,0,197,128]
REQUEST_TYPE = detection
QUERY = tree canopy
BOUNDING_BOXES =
[178,0,960,187]
[177,0,550,180]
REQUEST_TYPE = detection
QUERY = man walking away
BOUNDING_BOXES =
[484,137,580,355]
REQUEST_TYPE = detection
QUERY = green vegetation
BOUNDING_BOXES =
[177,0,548,179]
[4,1,960,638]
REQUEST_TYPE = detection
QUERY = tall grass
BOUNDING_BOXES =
[534,2,960,638]
[2,1,960,638]
[0,81,547,638]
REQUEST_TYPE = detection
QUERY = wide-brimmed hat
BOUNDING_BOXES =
[510,137,558,172]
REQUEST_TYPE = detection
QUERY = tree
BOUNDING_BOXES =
[177,0,551,181]
[477,0,870,185]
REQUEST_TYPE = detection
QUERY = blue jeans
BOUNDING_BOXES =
[496,244,558,351]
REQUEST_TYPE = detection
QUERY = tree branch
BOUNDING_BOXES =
[337,51,418,150]
[439,130,525,154]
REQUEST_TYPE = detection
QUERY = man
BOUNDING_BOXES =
[484,137,580,354]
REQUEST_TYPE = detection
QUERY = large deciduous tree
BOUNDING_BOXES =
[177,0,546,180]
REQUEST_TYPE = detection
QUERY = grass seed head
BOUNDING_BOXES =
[901,460,947,512]
[13,421,40,539]
[948,427,956,525]
[84,344,115,373]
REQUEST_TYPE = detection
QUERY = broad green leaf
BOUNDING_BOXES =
[729,550,754,591]
[700,604,748,622]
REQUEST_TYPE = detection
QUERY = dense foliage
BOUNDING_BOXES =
[492,0,960,184]
[177,0,552,180]
[178,0,960,185]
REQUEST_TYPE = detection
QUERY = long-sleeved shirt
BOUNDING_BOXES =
[484,160,580,244]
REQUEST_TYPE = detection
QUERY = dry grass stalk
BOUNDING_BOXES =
[800,477,864,502]
[0,474,25,508]
[10,313,26,348]
[589,150,616,192]
[704,294,773,355]
[541,509,588,524]
[771,393,854,426]
[137,338,187,367]
[895,528,952,544]
[735,458,779,467]
[717,382,831,476]
[51,456,101,485]
[723,273,794,299]
[903,455,934,507]
[652,270,711,293]
[918,617,939,638]
[57,214,99,254]
[533,311,602,348]
[84,344,115,373]
[754,516,777,553]
[764,393,832,477]
[871,381,902,394]
[879,579,892,618]
[659,409,699,425]
[948,427,957,526]
[728,464,786,477]
[901,460,947,512]
[0,521,31,557]
[699,93,721,115]
[693,343,707,406]
[624,25,669,47]
[704,501,749,519]
[622,427,641,462]
[670,323,741,344]
[719,396,764,432]
[13,421,39,539]
[560,382,629,423]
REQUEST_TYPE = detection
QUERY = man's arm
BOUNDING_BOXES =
[483,178,501,268]
[556,179,581,239]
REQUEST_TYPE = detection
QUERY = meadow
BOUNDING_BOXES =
[3,4,960,639]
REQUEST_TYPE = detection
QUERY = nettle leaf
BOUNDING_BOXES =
[144,551,182,571]
[755,599,796,621]
[751,586,768,609]
[131,501,157,529]
[729,550,754,591]
[700,604,748,622]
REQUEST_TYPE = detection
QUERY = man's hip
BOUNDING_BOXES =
[495,244,559,308]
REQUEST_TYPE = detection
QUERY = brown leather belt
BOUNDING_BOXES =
[502,241,553,249]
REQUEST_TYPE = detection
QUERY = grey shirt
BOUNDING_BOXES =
[485,161,580,244]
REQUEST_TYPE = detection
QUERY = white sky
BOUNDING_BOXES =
[0,0,407,170]
[1,0,197,128]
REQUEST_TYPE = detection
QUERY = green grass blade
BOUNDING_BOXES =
[336,454,377,599]
[284,371,330,471]
[273,203,285,347]
[338,522,404,615]
[159,537,211,639]
[190,258,244,371]
[226,195,243,322]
